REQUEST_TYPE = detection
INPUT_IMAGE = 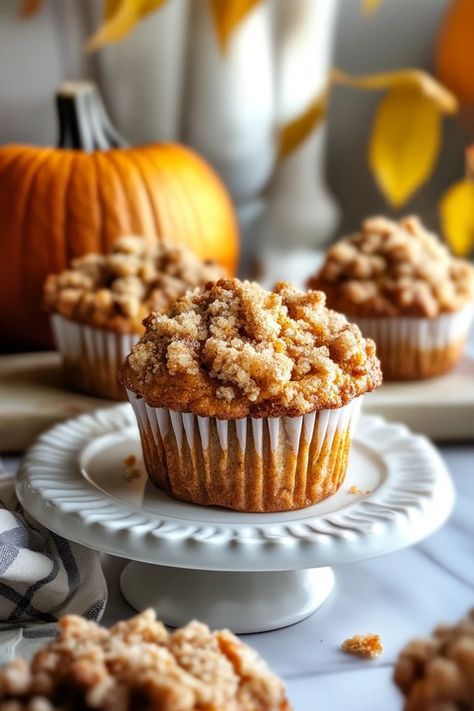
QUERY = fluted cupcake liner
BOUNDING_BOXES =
[353,304,474,381]
[127,389,363,513]
[51,314,139,400]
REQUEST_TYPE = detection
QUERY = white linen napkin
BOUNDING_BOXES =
[0,465,107,662]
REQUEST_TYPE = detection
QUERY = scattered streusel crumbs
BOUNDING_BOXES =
[348,485,371,496]
[341,634,383,658]
[122,454,142,481]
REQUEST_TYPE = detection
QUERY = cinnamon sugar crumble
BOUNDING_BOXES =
[348,485,370,495]
[44,236,226,334]
[394,608,474,710]
[341,634,383,658]
[0,610,290,711]
[122,454,141,481]
[120,279,382,418]
[309,216,474,318]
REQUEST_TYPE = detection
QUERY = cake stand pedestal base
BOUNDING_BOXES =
[120,563,335,633]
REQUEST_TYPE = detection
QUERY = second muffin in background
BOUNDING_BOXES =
[309,216,474,381]
[44,237,226,400]
[120,278,382,512]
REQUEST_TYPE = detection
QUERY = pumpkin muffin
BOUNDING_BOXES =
[0,609,291,711]
[44,237,225,400]
[120,278,382,512]
[309,216,474,380]
[394,608,474,711]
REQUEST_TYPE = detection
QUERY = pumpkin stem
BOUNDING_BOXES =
[56,81,128,151]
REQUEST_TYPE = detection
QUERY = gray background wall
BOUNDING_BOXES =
[327,0,466,235]
[0,0,465,239]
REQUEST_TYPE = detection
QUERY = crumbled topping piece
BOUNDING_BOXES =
[120,278,382,418]
[122,454,141,481]
[341,634,383,658]
[394,608,474,710]
[0,610,290,711]
[309,216,474,318]
[44,236,226,333]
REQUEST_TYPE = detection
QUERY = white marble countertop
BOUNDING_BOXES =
[3,442,473,710]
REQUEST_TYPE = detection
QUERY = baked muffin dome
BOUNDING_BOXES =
[120,278,382,418]
[0,609,291,711]
[309,216,474,318]
[44,236,226,334]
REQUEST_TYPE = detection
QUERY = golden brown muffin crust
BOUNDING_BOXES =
[0,610,291,711]
[120,279,382,418]
[309,216,474,318]
[44,236,226,334]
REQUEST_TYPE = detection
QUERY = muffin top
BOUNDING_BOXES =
[120,279,382,418]
[44,236,226,334]
[309,216,474,318]
[0,609,290,711]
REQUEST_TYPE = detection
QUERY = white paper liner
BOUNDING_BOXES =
[51,314,138,400]
[353,303,474,379]
[127,389,363,512]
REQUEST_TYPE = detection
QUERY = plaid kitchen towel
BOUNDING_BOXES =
[0,465,107,662]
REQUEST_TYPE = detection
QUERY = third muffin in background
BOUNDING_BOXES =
[309,216,474,380]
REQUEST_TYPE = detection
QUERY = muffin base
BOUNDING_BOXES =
[52,314,138,400]
[127,390,362,513]
[353,305,473,381]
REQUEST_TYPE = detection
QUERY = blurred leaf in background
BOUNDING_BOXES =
[278,88,328,162]
[333,69,458,207]
[210,0,261,52]
[440,179,474,256]
[86,0,168,51]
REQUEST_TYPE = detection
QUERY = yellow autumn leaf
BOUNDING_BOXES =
[86,0,168,52]
[369,87,441,207]
[332,68,458,114]
[210,0,261,52]
[362,0,383,14]
[278,89,328,161]
[439,179,474,256]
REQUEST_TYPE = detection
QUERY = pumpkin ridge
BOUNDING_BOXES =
[97,150,133,245]
[60,152,79,267]
[144,146,198,253]
[127,149,162,240]
[22,151,68,339]
[66,152,102,258]
[92,151,108,255]
[5,149,54,345]
[155,146,203,258]
[105,149,155,239]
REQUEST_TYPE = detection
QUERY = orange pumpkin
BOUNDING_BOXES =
[0,82,239,349]
[436,0,474,105]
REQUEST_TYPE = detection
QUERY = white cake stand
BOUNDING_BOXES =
[17,405,454,633]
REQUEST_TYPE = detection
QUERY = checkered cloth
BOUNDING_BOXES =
[0,466,107,662]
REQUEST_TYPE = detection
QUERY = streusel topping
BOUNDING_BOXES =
[0,610,290,711]
[394,608,474,711]
[120,279,382,418]
[44,236,226,334]
[309,216,474,318]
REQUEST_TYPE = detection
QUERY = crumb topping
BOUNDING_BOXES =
[309,216,474,318]
[44,236,226,334]
[341,634,383,659]
[394,608,474,711]
[0,610,290,711]
[120,279,382,418]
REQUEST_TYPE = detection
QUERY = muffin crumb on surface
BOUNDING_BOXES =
[394,608,474,711]
[309,216,474,318]
[341,633,383,658]
[120,278,382,418]
[44,236,226,333]
[0,609,290,711]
